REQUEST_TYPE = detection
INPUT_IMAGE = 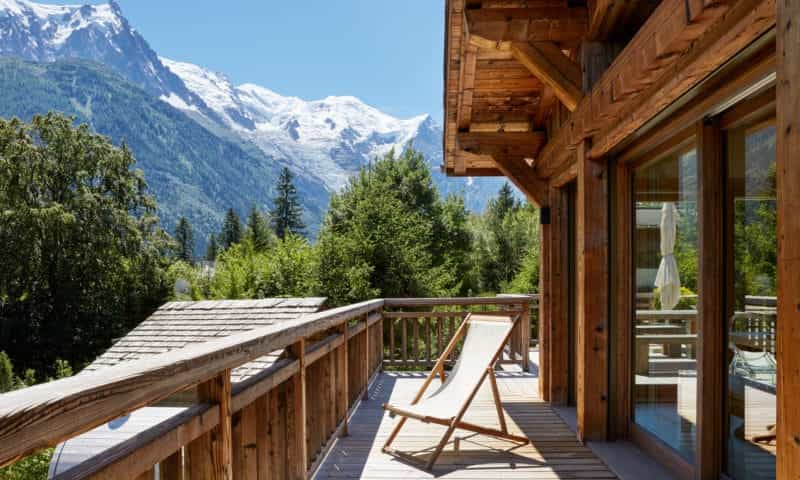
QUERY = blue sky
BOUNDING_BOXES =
[47,0,446,123]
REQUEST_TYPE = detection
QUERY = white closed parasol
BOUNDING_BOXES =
[654,202,681,310]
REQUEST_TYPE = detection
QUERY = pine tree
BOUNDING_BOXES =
[487,182,518,222]
[174,217,194,263]
[269,167,306,239]
[246,205,272,251]
[222,208,242,248]
[205,235,219,261]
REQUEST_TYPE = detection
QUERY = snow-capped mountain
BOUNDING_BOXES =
[160,57,441,192]
[0,0,221,123]
[0,0,512,237]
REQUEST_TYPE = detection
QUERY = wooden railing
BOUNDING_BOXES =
[0,295,533,480]
[382,296,533,371]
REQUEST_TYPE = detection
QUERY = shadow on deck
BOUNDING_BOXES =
[314,369,617,479]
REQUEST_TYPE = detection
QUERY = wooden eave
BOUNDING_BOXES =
[443,0,777,206]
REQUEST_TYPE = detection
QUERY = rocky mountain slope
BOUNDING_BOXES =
[0,0,511,245]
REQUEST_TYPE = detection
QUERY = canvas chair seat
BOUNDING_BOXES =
[382,312,529,470]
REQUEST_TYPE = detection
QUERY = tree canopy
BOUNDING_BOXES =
[0,113,171,374]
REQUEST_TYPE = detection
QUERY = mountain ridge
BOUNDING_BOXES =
[0,0,513,247]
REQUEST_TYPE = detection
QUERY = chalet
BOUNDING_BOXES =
[0,1,796,479]
[442,0,790,478]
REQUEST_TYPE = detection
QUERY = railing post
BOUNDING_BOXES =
[286,340,307,480]
[521,301,531,372]
[189,370,232,480]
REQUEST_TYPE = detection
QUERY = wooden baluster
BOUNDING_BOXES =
[388,317,395,366]
[363,315,370,400]
[255,394,269,480]
[437,317,443,360]
[521,302,531,371]
[159,450,182,480]
[188,370,232,480]
[448,316,455,363]
[243,403,257,480]
[286,340,307,480]
[412,316,419,367]
[232,411,243,480]
[338,323,349,436]
[426,317,432,368]
[402,317,408,368]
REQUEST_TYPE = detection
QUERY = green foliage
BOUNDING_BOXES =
[315,148,470,305]
[173,149,539,306]
[468,186,540,294]
[0,449,53,480]
[0,113,172,373]
[0,353,73,480]
[174,217,195,263]
[270,167,306,239]
[221,208,242,249]
[245,206,275,251]
[0,352,13,393]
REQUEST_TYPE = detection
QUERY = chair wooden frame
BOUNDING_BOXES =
[382,312,529,470]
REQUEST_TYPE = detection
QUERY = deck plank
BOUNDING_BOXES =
[314,371,617,479]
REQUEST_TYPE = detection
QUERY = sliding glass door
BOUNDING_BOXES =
[725,119,777,479]
[632,145,699,463]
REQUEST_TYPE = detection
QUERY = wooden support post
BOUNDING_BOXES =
[548,185,570,405]
[610,160,632,439]
[696,117,724,478]
[539,202,552,401]
[575,139,609,442]
[287,340,307,480]
[777,2,800,476]
[189,370,232,480]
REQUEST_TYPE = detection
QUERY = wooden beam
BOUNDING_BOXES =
[457,45,478,133]
[510,42,583,111]
[533,0,775,179]
[469,120,533,132]
[776,1,800,476]
[575,140,608,442]
[492,154,548,207]
[696,117,724,479]
[466,6,589,46]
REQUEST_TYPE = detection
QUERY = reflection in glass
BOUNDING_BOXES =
[726,122,776,479]
[633,146,698,462]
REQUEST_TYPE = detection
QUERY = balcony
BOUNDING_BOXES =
[0,296,617,479]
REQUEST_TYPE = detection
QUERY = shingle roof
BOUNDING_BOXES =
[85,298,326,382]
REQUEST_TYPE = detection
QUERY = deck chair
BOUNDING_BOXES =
[382,312,529,470]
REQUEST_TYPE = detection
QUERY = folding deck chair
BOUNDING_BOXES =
[382,312,529,470]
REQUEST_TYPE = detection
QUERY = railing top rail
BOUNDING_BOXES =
[384,295,535,307]
[0,298,384,467]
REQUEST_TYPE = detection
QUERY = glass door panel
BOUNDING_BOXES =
[725,121,777,479]
[632,146,698,463]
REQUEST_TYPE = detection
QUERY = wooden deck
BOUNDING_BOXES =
[314,370,617,479]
